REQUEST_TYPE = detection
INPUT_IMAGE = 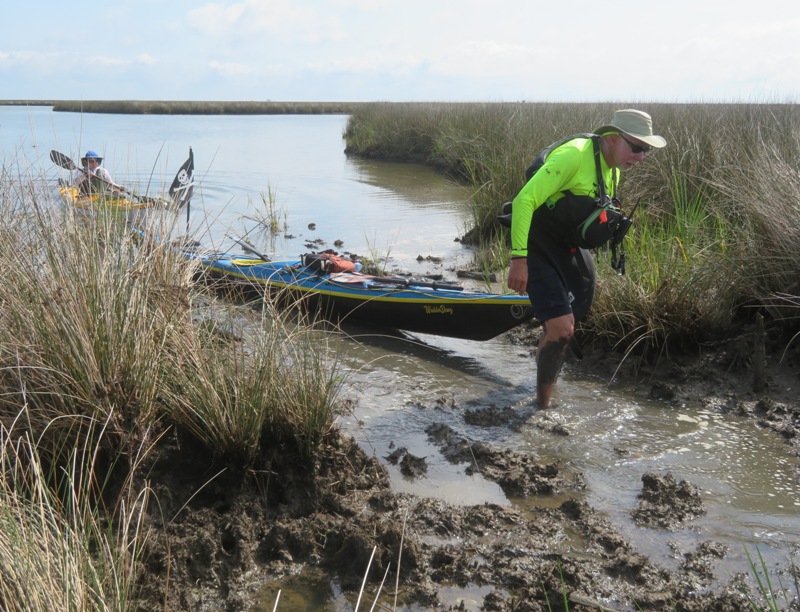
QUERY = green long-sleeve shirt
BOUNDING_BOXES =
[510,137,619,257]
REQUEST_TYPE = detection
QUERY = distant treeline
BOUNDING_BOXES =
[0,100,370,115]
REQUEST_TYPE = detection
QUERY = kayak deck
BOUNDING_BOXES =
[190,253,537,341]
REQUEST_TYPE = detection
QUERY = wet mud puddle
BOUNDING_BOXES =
[336,329,800,584]
[249,324,798,610]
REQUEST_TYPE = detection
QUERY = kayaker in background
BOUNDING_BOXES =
[73,150,128,195]
[507,109,666,410]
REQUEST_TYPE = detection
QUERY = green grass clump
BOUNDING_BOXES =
[0,163,344,608]
[161,295,342,462]
[0,413,148,612]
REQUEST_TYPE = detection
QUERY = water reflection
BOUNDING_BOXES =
[347,157,465,208]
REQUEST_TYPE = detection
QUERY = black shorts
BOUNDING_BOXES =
[526,246,596,323]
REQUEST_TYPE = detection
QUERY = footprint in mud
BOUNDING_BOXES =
[463,404,524,427]
[424,422,583,496]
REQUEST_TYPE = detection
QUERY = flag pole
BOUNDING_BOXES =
[186,186,190,234]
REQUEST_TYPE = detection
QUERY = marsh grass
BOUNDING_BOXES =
[0,201,200,470]
[741,545,800,611]
[471,236,512,291]
[41,100,365,115]
[0,410,150,611]
[589,175,740,357]
[242,184,286,237]
[344,102,800,352]
[0,166,344,607]
[0,183,342,462]
[162,290,342,462]
[359,233,397,276]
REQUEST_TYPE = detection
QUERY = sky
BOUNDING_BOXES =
[2,0,799,103]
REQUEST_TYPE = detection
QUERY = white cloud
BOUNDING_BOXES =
[0,49,158,72]
[187,3,247,37]
[0,50,64,69]
[136,54,159,66]
[187,0,342,42]
[426,40,543,78]
[306,52,422,75]
[208,60,256,77]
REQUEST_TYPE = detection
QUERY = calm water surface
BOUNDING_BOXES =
[1,105,470,271]
[2,105,798,608]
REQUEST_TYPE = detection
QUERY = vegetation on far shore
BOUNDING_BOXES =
[1,99,367,115]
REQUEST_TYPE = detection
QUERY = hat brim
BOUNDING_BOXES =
[594,125,666,148]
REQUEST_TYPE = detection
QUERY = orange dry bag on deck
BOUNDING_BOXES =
[301,252,357,273]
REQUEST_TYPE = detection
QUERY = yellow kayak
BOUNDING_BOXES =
[58,185,157,211]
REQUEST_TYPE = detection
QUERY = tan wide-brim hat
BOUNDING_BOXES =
[594,109,667,148]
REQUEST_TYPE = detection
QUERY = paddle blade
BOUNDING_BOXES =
[50,150,78,171]
[169,148,194,208]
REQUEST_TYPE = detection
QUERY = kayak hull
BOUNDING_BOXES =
[189,253,537,341]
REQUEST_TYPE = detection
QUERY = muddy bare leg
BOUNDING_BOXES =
[536,314,574,409]
[536,338,568,408]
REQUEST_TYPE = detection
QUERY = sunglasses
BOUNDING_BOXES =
[619,133,650,155]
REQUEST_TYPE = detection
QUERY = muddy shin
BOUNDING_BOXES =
[536,337,569,407]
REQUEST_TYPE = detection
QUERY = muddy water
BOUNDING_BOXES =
[334,328,800,581]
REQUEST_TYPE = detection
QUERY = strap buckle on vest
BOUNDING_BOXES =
[609,199,640,276]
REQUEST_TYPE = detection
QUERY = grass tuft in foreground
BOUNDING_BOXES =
[0,167,344,608]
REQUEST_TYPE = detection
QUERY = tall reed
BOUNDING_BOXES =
[157,290,342,464]
[0,203,184,464]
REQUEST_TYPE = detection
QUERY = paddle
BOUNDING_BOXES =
[49,150,164,206]
[323,268,464,291]
[365,275,464,291]
[231,236,270,261]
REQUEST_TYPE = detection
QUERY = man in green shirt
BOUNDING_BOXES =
[508,109,666,409]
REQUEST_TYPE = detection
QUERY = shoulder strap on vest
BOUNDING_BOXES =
[525,132,597,181]
[590,135,615,204]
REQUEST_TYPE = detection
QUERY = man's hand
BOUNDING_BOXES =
[508,258,528,295]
